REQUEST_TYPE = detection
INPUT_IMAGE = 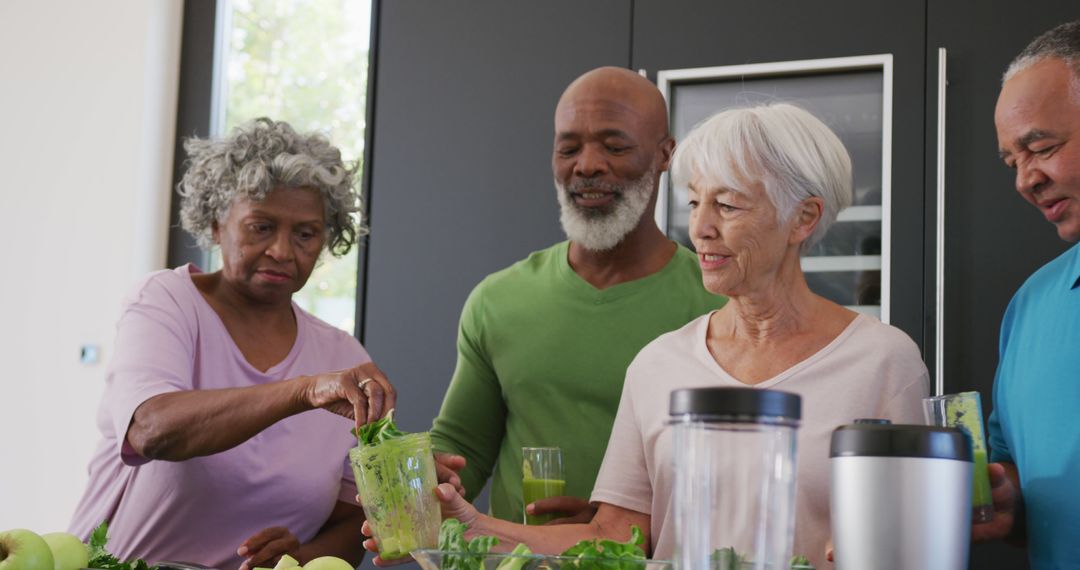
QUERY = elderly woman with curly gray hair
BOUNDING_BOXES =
[69,118,397,570]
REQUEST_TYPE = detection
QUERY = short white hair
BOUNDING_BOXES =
[671,103,852,249]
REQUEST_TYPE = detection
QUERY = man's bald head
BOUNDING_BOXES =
[551,67,676,252]
[556,67,670,142]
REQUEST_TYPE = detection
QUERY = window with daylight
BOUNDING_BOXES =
[213,0,373,333]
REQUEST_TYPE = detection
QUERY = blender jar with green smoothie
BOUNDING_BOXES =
[923,391,995,523]
[351,431,442,559]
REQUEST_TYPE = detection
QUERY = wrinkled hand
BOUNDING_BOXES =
[972,462,1021,542]
[527,496,597,525]
[304,361,396,430]
[435,452,467,497]
[236,526,300,570]
[436,482,480,527]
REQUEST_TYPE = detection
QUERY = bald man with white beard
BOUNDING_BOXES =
[427,66,727,532]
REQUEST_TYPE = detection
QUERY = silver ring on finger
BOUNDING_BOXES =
[358,377,375,391]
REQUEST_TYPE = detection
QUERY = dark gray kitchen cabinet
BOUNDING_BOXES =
[927,3,1079,568]
[631,0,928,351]
[361,0,632,435]
[358,3,1078,569]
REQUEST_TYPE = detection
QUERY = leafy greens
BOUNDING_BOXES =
[561,525,647,570]
[353,408,406,445]
[435,520,655,570]
[87,521,158,570]
[711,547,815,570]
[438,519,503,570]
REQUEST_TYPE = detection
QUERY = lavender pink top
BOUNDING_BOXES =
[69,265,369,569]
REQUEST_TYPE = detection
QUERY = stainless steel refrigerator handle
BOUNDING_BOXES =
[935,48,947,397]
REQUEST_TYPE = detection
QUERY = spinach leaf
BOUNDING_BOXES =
[561,525,646,570]
[352,409,406,445]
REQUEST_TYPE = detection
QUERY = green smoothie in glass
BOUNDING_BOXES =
[970,447,992,520]
[522,446,565,525]
[923,391,994,523]
[522,477,567,525]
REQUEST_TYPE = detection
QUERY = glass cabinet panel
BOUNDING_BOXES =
[658,55,893,320]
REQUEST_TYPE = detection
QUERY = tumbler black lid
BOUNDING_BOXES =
[669,387,801,422]
[830,424,972,461]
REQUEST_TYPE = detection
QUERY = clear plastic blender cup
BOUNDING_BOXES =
[670,387,801,570]
[350,432,441,559]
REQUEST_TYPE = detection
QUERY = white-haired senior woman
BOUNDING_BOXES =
[69,118,400,570]
[428,104,928,569]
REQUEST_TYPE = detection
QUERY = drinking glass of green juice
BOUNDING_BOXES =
[350,432,442,559]
[923,391,994,523]
[522,446,565,525]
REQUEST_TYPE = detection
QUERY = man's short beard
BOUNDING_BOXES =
[555,167,658,252]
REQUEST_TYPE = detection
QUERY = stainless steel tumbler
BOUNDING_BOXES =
[830,423,972,570]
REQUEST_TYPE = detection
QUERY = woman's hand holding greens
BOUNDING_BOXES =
[303,361,396,429]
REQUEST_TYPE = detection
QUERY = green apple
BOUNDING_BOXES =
[0,528,55,570]
[272,553,301,570]
[41,532,89,570]
[303,556,354,570]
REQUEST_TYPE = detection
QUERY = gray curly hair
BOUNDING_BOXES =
[178,117,366,256]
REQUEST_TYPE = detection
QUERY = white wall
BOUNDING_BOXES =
[0,0,183,533]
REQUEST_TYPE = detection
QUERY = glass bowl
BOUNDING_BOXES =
[411,549,816,570]
[412,549,674,570]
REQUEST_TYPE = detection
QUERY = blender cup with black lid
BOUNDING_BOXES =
[670,387,801,570]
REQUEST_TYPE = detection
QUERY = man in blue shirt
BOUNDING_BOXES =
[982,19,1080,568]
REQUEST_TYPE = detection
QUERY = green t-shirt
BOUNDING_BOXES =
[430,241,727,522]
